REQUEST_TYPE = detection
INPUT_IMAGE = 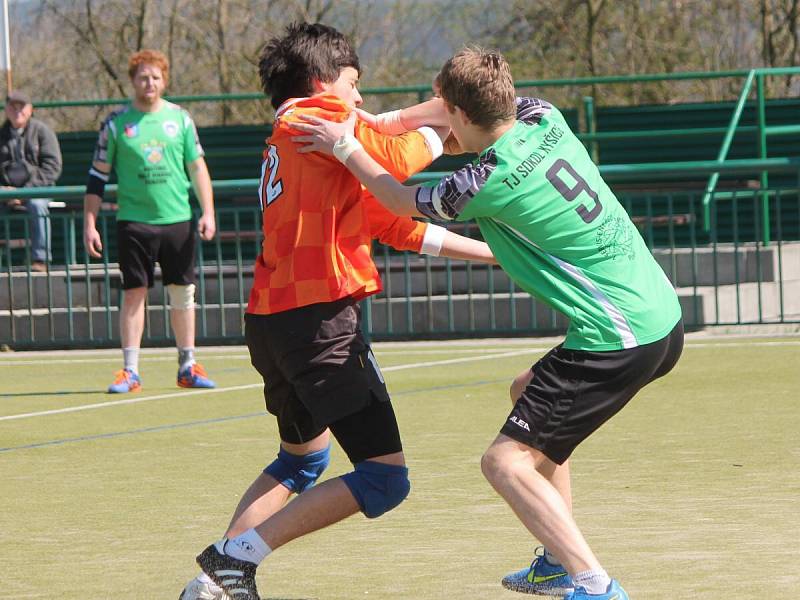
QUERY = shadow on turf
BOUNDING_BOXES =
[0,390,106,398]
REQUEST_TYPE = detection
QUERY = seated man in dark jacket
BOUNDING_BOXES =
[0,90,63,271]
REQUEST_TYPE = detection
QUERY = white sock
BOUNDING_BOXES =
[225,529,272,565]
[122,347,139,373]
[573,569,611,594]
[178,347,195,371]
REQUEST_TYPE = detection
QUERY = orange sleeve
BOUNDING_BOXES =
[355,120,435,182]
[364,190,427,252]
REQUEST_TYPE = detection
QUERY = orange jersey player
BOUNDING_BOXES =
[248,92,450,314]
[181,22,495,600]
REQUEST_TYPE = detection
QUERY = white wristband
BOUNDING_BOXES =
[333,134,364,163]
[375,110,408,135]
[420,223,447,257]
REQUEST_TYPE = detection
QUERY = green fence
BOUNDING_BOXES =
[3,67,800,348]
[1,159,799,349]
[34,67,800,253]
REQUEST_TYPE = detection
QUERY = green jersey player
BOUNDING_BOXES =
[292,47,683,600]
[83,50,217,394]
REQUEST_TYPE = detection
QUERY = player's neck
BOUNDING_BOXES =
[133,97,164,113]
[468,119,515,153]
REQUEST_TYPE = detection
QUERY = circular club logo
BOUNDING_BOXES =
[163,120,179,137]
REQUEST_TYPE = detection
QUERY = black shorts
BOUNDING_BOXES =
[500,320,684,464]
[117,220,196,290]
[245,297,402,464]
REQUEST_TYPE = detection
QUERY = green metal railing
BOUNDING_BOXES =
[1,158,798,349]
[3,66,800,347]
[19,68,763,110]
[558,66,800,242]
[695,67,800,242]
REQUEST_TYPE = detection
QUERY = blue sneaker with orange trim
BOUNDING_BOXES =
[107,368,142,393]
[564,579,628,600]
[501,547,573,596]
[177,363,215,389]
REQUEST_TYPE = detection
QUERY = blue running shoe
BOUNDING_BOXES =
[564,579,628,600]
[108,368,142,393]
[178,363,215,388]
[501,547,574,596]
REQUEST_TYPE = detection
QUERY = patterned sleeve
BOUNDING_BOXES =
[515,97,553,125]
[182,109,204,162]
[415,149,499,221]
[92,108,124,165]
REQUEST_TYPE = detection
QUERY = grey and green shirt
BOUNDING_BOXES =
[93,101,204,224]
[416,97,681,351]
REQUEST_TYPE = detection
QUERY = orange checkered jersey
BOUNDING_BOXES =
[247,94,444,315]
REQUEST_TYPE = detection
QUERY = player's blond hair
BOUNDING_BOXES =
[437,47,515,130]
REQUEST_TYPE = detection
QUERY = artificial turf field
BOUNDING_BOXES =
[1,335,798,599]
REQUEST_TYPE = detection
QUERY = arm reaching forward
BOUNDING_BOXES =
[294,112,422,217]
[293,112,495,264]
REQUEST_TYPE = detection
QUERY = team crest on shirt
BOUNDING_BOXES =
[141,139,166,164]
[596,215,636,260]
[163,120,179,137]
[124,123,139,138]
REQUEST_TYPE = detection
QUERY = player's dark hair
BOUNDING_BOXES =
[259,22,361,109]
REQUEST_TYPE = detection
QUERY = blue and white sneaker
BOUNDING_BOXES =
[501,547,574,596]
[107,368,142,393]
[178,363,215,389]
[564,579,628,600]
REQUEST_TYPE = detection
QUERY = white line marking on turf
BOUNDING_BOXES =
[0,349,543,422]
[1,338,798,366]
[0,355,253,366]
[381,348,547,371]
[683,341,800,348]
[2,339,798,420]
[0,348,519,365]
[0,384,261,422]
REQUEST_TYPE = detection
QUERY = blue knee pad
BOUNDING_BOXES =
[341,461,411,519]
[263,445,331,494]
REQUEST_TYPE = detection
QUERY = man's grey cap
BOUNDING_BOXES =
[6,90,31,105]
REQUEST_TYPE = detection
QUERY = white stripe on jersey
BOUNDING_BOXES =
[495,219,638,349]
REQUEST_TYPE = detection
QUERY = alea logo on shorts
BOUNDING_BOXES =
[509,415,531,431]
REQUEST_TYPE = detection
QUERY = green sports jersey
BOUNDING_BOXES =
[93,101,203,224]
[416,97,681,351]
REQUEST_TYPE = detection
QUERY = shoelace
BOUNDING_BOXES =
[112,369,133,384]
[528,545,546,572]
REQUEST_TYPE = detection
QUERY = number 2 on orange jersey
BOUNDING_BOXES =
[258,144,283,210]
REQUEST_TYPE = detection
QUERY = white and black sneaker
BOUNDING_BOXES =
[196,541,261,600]
[178,575,230,600]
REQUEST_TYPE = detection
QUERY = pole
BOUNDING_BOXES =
[756,73,770,246]
[1,0,11,92]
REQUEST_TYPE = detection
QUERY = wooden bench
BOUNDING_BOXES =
[611,179,760,194]
[0,238,26,249]
[631,213,695,230]
[217,230,261,242]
